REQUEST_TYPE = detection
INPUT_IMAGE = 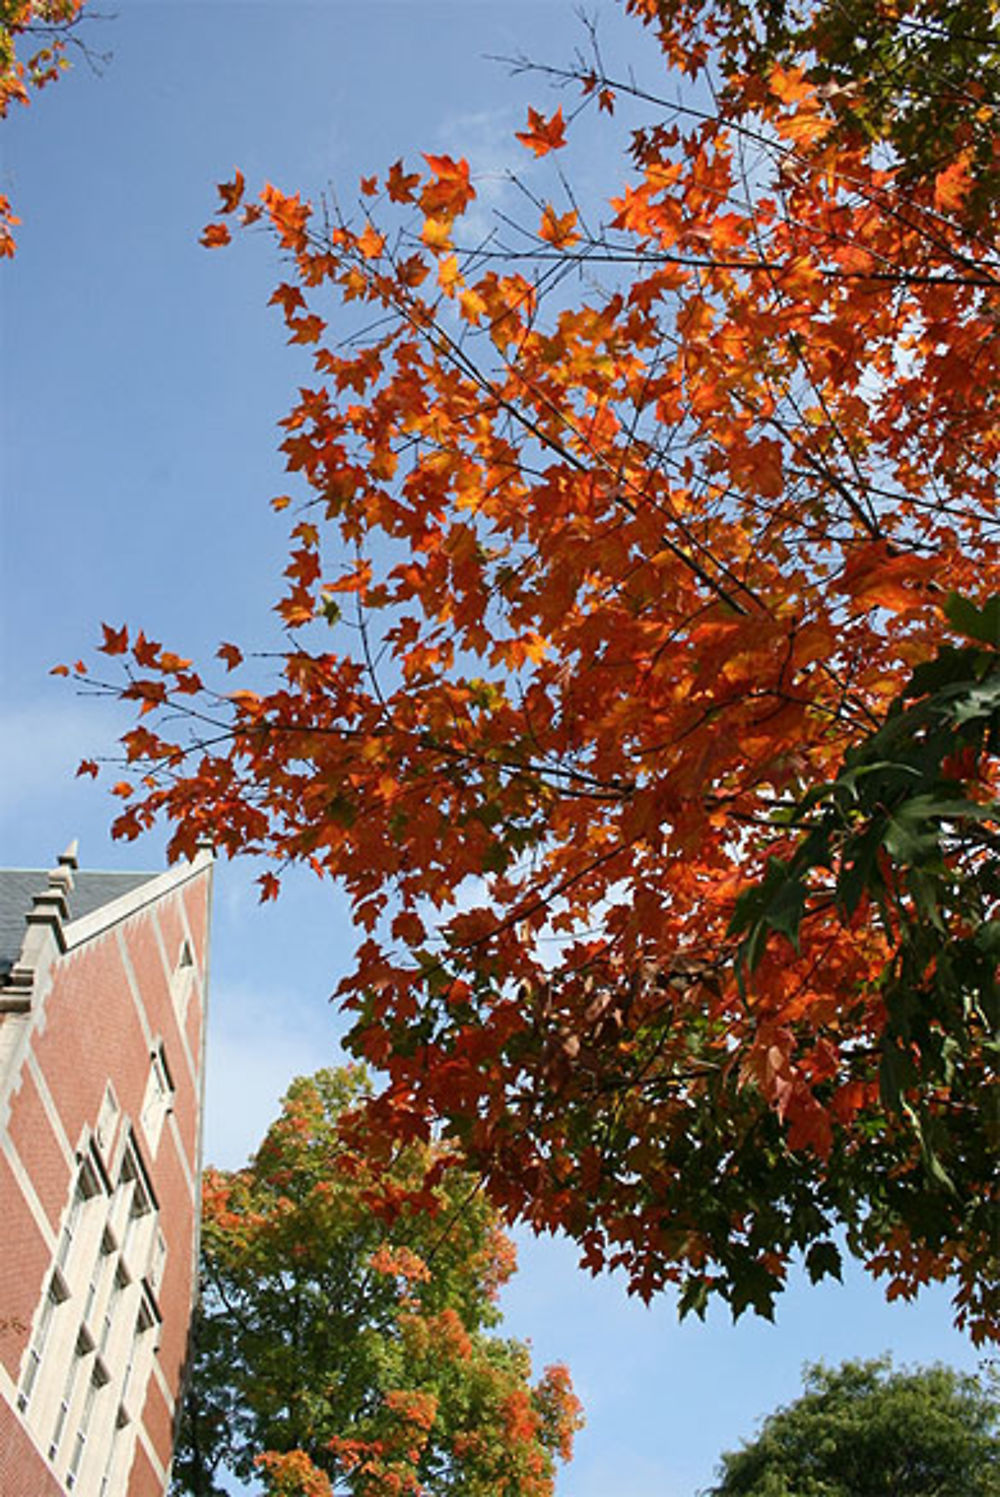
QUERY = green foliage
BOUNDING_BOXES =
[704,1357,1000,1497]
[170,1068,582,1497]
[729,598,999,1332]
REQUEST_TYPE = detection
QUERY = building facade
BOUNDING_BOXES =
[0,843,212,1495]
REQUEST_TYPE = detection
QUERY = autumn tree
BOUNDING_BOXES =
[170,1068,582,1497]
[69,2,999,1337]
[703,1356,1000,1497]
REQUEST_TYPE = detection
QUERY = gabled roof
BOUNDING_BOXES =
[0,867,159,979]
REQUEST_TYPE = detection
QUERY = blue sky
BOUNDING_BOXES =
[0,4,986,1494]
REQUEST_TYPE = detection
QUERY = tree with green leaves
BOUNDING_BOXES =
[705,1357,1000,1497]
[171,1068,582,1497]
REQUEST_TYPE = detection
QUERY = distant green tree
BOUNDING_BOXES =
[704,1357,999,1497]
[170,1067,582,1497]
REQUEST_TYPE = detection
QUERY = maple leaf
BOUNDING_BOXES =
[217,641,244,671]
[538,205,581,248]
[76,759,99,778]
[934,153,972,214]
[421,216,452,252]
[356,221,385,260]
[200,222,231,249]
[420,154,475,218]
[217,170,245,213]
[100,622,129,655]
[387,159,421,203]
[132,631,161,667]
[515,106,567,157]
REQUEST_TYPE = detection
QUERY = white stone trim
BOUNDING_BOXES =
[61,854,212,955]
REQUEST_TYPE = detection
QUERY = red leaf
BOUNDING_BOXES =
[515,106,567,157]
[217,642,244,671]
[100,623,129,656]
[217,170,245,214]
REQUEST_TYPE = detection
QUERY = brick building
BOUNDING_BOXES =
[0,843,212,1495]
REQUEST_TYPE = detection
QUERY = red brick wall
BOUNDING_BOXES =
[0,1152,48,1381]
[126,1434,168,1497]
[139,1372,176,1476]
[0,1400,63,1496]
[5,1064,69,1233]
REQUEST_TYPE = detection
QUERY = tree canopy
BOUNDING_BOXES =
[66,1,999,1338]
[704,1356,1000,1496]
[171,1068,582,1497]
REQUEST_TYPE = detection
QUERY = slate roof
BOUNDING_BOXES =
[0,868,159,979]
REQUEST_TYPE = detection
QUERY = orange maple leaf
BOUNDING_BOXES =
[421,217,452,252]
[200,222,231,249]
[515,106,567,157]
[356,222,385,260]
[420,155,475,218]
[538,205,581,248]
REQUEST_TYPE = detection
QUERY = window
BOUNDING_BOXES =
[66,1360,109,1489]
[171,940,196,1026]
[139,1046,173,1156]
[119,1297,156,1421]
[98,1263,127,1359]
[17,1273,67,1412]
[48,1327,90,1463]
[148,1229,167,1294]
[55,1161,100,1276]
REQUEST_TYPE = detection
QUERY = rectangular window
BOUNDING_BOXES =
[99,1264,127,1357]
[81,1231,114,1331]
[56,1161,100,1276]
[171,940,195,1026]
[66,1361,107,1489]
[140,1046,173,1156]
[17,1275,66,1411]
[49,1336,86,1462]
[148,1228,168,1294]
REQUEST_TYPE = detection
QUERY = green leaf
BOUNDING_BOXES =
[804,1240,843,1285]
[943,591,1000,648]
